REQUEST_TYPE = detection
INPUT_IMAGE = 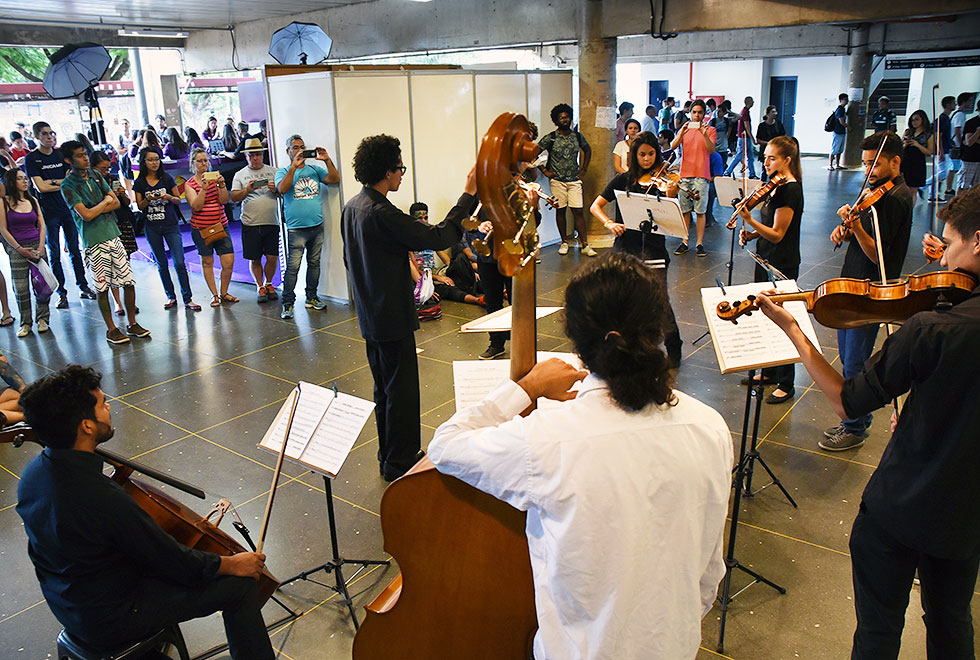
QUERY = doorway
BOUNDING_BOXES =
[648,80,669,129]
[769,76,797,137]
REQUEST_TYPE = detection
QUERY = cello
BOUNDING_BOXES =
[352,113,540,659]
[0,423,280,604]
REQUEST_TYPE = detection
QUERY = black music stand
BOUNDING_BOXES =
[279,475,390,629]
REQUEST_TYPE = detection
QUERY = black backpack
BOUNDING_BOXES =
[824,111,837,133]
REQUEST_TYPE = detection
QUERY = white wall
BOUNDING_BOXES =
[769,55,849,154]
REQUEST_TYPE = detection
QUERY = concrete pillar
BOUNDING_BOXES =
[129,48,150,127]
[578,0,616,245]
[843,24,872,167]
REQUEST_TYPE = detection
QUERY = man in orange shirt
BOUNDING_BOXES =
[670,100,716,256]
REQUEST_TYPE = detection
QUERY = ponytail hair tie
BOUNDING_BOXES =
[604,330,622,341]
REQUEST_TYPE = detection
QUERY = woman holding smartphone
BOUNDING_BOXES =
[184,148,236,307]
[133,148,201,311]
[734,135,804,404]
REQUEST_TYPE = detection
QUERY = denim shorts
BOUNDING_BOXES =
[678,177,709,215]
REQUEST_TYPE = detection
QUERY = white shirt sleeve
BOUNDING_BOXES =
[428,379,538,510]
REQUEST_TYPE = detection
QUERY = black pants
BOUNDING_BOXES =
[434,281,469,303]
[365,334,421,478]
[755,262,798,390]
[80,575,274,660]
[476,259,512,348]
[849,507,980,660]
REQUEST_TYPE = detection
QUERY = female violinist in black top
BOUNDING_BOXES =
[736,135,804,403]
[589,131,683,367]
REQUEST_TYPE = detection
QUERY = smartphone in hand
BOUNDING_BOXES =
[301,149,317,159]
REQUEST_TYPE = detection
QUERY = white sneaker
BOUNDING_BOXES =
[37,319,49,333]
[558,242,569,256]
[16,324,30,338]
[582,245,598,257]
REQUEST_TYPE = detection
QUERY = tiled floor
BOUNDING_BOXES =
[0,158,976,659]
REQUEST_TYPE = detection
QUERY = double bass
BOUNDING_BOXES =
[352,114,540,659]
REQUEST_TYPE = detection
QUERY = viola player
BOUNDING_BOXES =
[823,131,913,451]
[15,365,275,659]
[754,186,980,659]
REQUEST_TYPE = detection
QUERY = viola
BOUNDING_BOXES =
[727,173,787,229]
[0,424,280,604]
[715,270,977,330]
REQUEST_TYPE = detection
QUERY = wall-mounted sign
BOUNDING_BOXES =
[886,56,980,70]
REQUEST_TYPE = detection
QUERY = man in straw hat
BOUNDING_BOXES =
[232,137,281,303]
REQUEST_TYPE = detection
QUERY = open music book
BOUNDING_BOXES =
[701,280,822,374]
[452,352,583,410]
[258,382,375,478]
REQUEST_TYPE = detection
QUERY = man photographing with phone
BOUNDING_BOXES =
[274,134,340,319]
[232,138,280,303]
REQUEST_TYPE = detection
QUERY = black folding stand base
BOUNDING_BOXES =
[279,475,390,630]
[716,369,797,654]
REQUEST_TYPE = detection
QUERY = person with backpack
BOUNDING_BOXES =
[827,93,848,170]
[537,103,595,257]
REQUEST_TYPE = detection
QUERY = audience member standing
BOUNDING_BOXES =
[232,139,280,303]
[659,98,675,134]
[670,100,716,257]
[0,168,45,336]
[900,110,934,201]
[184,148,235,308]
[615,102,634,142]
[724,97,758,178]
[673,101,692,131]
[59,140,148,345]
[947,92,972,195]
[958,97,980,193]
[613,119,640,174]
[710,101,733,169]
[924,96,954,200]
[756,106,786,182]
[133,148,200,311]
[869,96,898,134]
[90,152,139,318]
[538,104,595,257]
[340,134,477,482]
[829,93,848,171]
[8,132,28,166]
[640,105,659,135]
[24,121,95,308]
[274,135,340,319]
[154,115,168,140]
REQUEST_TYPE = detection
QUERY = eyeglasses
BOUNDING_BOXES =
[393,165,407,174]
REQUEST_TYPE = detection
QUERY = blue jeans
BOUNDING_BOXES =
[281,224,324,305]
[145,222,193,303]
[838,325,880,433]
[724,138,756,177]
[43,206,88,295]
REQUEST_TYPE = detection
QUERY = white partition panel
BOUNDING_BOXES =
[334,74,415,212]
[266,71,347,301]
[410,73,477,228]
[528,72,574,247]
[474,74,529,150]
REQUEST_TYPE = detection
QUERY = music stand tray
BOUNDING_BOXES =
[613,190,687,239]
[713,176,762,208]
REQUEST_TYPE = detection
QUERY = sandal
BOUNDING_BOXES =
[0,315,13,327]
[220,294,239,303]
[210,295,222,308]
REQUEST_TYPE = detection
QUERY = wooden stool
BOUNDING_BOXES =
[56,624,190,660]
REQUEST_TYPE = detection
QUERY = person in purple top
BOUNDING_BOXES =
[0,168,46,336]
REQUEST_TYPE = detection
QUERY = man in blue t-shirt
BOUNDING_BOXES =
[23,121,96,308]
[829,93,848,170]
[274,134,340,319]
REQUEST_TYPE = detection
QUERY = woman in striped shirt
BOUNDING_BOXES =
[184,148,237,307]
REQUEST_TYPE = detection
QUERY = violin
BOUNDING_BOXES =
[727,173,788,229]
[0,424,280,604]
[923,235,947,262]
[517,179,558,210]
[839,179,896,234]
[715,270,977,329]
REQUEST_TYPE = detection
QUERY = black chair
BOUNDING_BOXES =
[56,624,190,660]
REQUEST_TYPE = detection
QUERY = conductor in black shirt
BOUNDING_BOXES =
[824,132,912,451]
[755,186,980,660]
[341,135,478,481]
[15,365,274,659]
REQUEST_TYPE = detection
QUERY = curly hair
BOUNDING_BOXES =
[550,103,574,126]
[353,134,402,186]
[564,252,676,411]
[20,365,103,449]
[939,185,980,240]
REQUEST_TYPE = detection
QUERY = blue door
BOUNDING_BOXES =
[769,76,797,137]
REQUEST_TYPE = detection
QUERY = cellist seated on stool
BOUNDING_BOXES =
[14,365,275,660]
[428,252,734,660]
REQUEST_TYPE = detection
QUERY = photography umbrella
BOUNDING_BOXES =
[42,42,111,99]
[42,43,112,146]
[269,22,332,66]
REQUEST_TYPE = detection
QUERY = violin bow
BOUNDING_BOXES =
[256,383,302,554]
[833,134,888,251]
[930,83,941,238]
[740,117,749,243]
[867,206,904,417]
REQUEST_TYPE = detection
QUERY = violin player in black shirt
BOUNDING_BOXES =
[754,185,980,660]
[15,365,275,659]
[825,131,913,451]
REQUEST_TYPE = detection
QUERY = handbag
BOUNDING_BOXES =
[28,259,54,301]
[197,222,228,246]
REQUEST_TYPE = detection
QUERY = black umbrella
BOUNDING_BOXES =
[269,22,332,66]
[42,42,111,99]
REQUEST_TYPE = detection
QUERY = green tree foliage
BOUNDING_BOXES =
[0,47,130,83]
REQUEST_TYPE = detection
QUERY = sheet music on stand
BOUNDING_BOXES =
[452,352,583,410]
[701,280,822,374]
[713,176,763,208]
[258,382,375,478]
[613,189,687,239]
